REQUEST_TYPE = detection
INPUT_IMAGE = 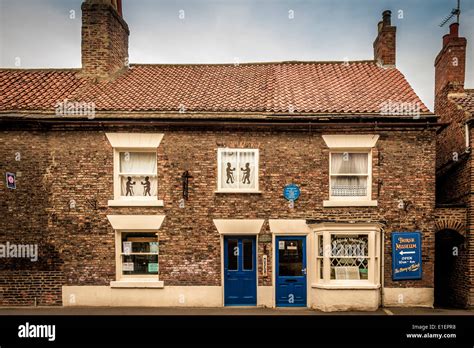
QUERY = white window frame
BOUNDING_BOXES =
[114,148,159,202]
[107,215,165,288]
[106,133,164,207]
[313,224,381,288]
[328,149,372,202]
[322,134,378,207]
[117,230,159,280]
[216,148,260,193]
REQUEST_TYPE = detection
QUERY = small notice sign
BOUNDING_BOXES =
[148,263,158,273]
[262,255,268,277]
[122,262,134,272]
[123,242,132,255]
[6,172,16,189]
[283,184,300,201]
[149,242,159,254]
[392,232,422,280]
[279,241,285,250]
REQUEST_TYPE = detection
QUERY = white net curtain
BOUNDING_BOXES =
[331,153,368,197]
[120,152,157,197]
[220,150,256,190]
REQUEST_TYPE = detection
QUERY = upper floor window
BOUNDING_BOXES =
[330,151,370,199]
[106,133,164,207]
[217,148,259,193]
[322,135,379,207]
[119,151,157,198]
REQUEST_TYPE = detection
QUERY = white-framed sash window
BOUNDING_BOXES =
[322,135,379,207]
[118,150,157,199]
[107,215,165,288]
[329,151,371,200]
[106,133,164,207]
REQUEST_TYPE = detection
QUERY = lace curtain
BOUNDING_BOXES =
[331,153,368,196]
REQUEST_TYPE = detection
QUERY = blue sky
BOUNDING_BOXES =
[0,0,473,110]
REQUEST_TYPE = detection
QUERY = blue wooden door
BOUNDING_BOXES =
[275,236,307,307]
[224,236,257,306]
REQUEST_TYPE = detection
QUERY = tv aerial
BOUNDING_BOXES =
[439,0,461,27]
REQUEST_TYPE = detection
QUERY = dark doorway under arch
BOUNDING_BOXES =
[434,229,466,308]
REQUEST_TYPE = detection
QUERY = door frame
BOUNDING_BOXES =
[270,222,312,309]
[214,219,265,307]
[275,235,307,307]
[220,233,259,307]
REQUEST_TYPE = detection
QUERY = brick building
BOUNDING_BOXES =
[434,21,474,308]
[0,1,445,311]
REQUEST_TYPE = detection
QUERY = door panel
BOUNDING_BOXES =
[224,236,257,306]
[276,236,307,307]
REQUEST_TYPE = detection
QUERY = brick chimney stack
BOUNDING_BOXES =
[373,10,397,67]
[81,0,129,80]
[434,22,467,110]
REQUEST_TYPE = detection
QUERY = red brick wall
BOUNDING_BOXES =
[0,127,436,305]
[0,271,63,306]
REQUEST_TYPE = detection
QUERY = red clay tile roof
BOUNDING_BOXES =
[0,61,430,115]
[451,89,474,115]
[0,69,86,111]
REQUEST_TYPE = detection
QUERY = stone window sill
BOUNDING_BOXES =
[323,200,378,207]
[108,199,164,207]
[312,282,380,290]
[110,280,164,288]
[215,190,262,194]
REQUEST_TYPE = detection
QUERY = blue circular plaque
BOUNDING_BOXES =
[283,184,300,201]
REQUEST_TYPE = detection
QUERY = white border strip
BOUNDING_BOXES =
[213,219,264,235]
[105,133,164,148]
[107,215,165,230]
[322,134,379,148]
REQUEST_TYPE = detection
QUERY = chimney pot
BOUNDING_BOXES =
[377,21,383,33]
[450,22,459,37]
[442,33,450,46]
[382,10,392,26]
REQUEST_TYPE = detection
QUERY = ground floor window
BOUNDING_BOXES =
[120,232,159,277]
[330,234,369,280]
[314,225,380,285]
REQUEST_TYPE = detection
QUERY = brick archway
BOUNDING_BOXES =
[434,207,468,308]
[434,219,466,236]
[434,207,466,237]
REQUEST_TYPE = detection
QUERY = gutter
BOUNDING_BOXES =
[0,118,446,131]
